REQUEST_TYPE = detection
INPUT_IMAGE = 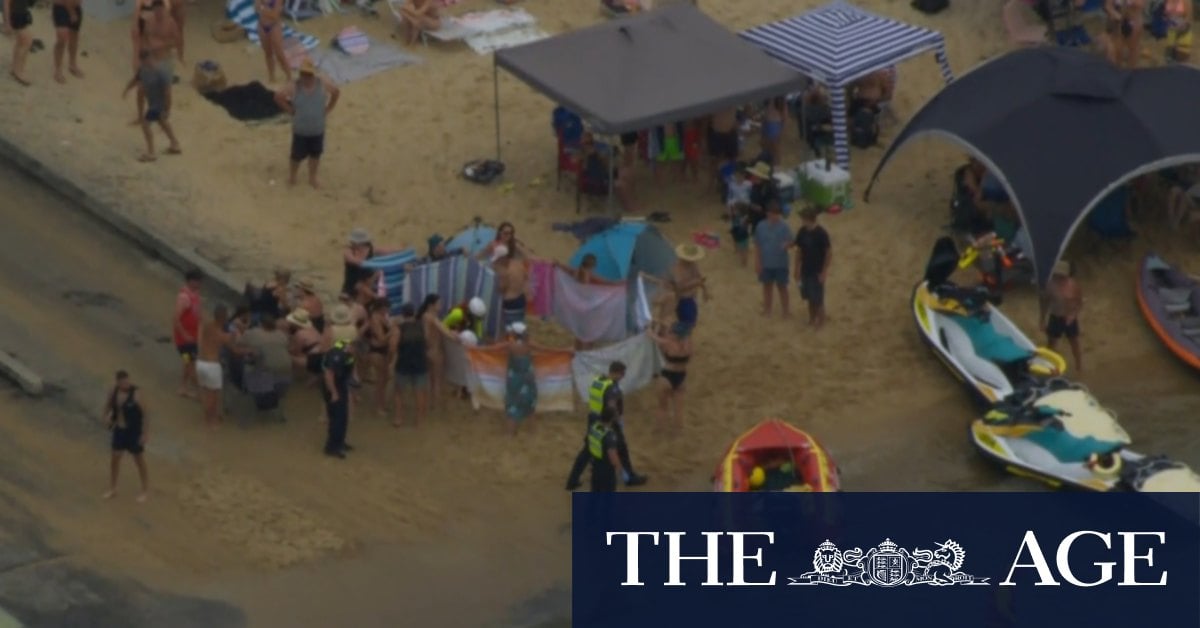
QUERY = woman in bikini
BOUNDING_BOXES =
[647,322,692,429]
[479,222,532,262]
[417,294,458,408]
[256,0,290,83]
[362,299,394,416]
[399,0,441,47]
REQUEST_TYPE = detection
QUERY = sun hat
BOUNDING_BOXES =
[745,161,773,180]
[1052,260,1071,277]
[348,228,371,245]
[508,321,528,336]
[330,304,353,326]
[299,59,317,75]
[468,297,487,317]
[286,308,313,328]
[490,244,510,263]
[675,243,706,263]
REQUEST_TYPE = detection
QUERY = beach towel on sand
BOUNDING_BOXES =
[404,256,502,340]
[571,334,662,403]
[552,268,627,344]
[362,249,418,316]
[227,0,320,50]
[464,346,575,413]
[312,37,422,85]
[527,260,555,318]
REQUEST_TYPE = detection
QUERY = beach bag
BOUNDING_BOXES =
[849,108,879,148]
[462,159,506,184]
[334,26,370,55]
[911,0,948,15]
[192,61,227,94]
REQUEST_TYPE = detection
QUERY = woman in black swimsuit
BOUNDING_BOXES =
[647,322,692,429]
[102,370,150,502]
[362,299,394,416]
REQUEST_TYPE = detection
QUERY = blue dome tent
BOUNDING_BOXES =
[567,222,675,282]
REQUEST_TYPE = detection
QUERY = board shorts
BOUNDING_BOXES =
[7,9,31,30]
[111,427,144,454]
[195,360,223,390]
[145,108,163,122]
[660,369,686,390]
[176,342,198,361]
[799,274,825,307]
[291,133,325,161]
[52,4,82,30]
[759,268,788,286]
[1046,315,1079,340]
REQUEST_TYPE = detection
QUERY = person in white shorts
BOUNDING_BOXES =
[196,304,246,426]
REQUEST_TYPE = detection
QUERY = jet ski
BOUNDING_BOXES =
[958,232,1035,290]
[970,381,1200,492]
[914,237,1067,405]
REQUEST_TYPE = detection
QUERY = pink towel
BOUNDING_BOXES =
[528,260,555,317]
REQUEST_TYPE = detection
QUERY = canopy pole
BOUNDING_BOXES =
[493,56,502,161]
[608,137,616,214]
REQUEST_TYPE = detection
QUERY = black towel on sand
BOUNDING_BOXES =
[203,82,284,121]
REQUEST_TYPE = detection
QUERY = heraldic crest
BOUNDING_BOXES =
[789,538,989,586]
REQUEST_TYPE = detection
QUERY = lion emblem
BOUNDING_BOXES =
[813,540,843,574]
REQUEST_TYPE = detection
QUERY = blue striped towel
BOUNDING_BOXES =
[403,256,502,341]
[362,249,418,316]
[227,0,321,50]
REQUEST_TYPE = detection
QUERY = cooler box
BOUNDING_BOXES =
[800,160,851,210]
[773,170,797,203]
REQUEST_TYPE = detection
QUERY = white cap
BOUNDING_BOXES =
[459,330,479,346]
[468,297,487,317]
[508,321,527,336]
[490,244,510,263]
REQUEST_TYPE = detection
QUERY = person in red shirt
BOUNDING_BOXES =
[173,269,203,398]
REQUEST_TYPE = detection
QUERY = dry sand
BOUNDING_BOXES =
[1,0,1200,624]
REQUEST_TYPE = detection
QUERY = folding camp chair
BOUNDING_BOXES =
[557,131,582,190]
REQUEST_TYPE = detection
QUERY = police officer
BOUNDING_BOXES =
[588,405,624,492]
[322,339,354,458]
[565,361,648,490]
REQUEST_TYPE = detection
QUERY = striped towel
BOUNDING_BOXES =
[361,249,418,315]
[335,26,370,55]
[226,0,320,50]
[464,346,575,414]
[403,256,502,341]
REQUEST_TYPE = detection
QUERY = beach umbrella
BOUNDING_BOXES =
[446,224,497,256]
[865,47,1200,285]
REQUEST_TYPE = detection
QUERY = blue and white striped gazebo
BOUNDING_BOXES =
[741,1,954,170]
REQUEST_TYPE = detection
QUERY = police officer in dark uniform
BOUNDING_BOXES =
[566,361,648,490]
[588,405,624,492]
[322,339,354,458]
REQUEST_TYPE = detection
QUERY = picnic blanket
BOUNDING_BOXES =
[465,25,549,54]
[362,249,418,316]
[551,268,627,344]
[312,38,422,85]
[404,256,503,340]
[571,334,662,404]
[429,8,536,41]
[228,0,320,50]
[464,347,575,414]
[202,81,284,121]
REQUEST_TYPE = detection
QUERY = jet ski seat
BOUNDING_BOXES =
[1159,287,1194,314]
[940,316,1010,390]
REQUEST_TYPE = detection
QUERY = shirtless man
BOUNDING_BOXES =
[399,0,440,47]
[196,305,243,426]
[707,108,739,185]
[493,244,530,341]
[52,0,84,83]
[1040,260,1084,373]
[130,0,179,124]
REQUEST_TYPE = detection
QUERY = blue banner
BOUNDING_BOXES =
[573,493,1199,628]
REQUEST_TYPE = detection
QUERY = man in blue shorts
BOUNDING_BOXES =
[754,202,793,317]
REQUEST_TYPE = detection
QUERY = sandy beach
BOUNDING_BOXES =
[1,0,1200,625]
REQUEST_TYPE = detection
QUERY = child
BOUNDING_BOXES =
[122,50,181,162]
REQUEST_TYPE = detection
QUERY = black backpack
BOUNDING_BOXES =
[911,0,949,15]
[849,108,879,148]
[461,159,505,185]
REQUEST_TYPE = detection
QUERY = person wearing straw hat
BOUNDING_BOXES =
[668,243,709,334]
[285,307,324,381]
[1040,260,1084,373]
[274,58,340,188]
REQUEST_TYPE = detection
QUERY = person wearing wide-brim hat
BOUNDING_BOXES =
[668,243,709,334]
[274,57,340,189]
[284,307,325,379]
